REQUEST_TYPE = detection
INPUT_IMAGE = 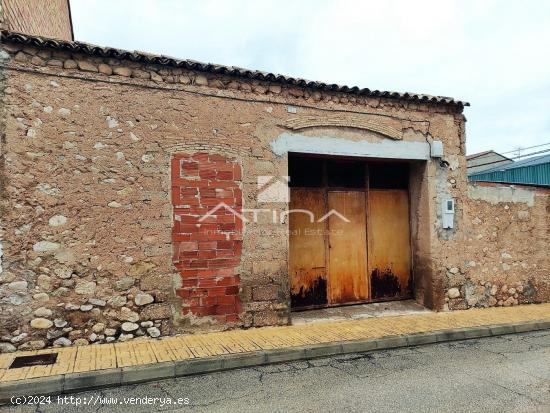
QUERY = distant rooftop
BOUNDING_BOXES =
[466,150,511,161]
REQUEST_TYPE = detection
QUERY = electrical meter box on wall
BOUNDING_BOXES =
[442,198,455,229]
[431,140,444,158]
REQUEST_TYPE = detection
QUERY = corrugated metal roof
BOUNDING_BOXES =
[490,154,550,170]
[469,154,550,187]
[0,29,469,109]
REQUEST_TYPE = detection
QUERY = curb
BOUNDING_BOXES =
[1,320,549,404]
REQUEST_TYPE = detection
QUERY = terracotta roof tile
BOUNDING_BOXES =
[1,30,470,108]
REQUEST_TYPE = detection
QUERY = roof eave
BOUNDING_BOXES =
[0,29,470,109]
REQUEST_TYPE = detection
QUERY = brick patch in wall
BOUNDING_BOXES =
[171,153,243,323]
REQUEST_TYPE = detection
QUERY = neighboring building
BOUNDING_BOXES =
[466,150,513,174]
[0,0,73,40]
[469,154,550,187]
[0,30,549,351]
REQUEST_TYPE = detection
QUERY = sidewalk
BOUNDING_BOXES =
[1,303,550,401]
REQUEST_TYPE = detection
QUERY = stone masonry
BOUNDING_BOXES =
[444,183,550,310]
[0,31,547,352]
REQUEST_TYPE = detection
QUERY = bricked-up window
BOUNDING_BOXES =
[171,153,242,324]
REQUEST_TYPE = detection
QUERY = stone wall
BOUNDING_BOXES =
[0,0,72,41]
[445,183,550,310]
[0,37,468,351]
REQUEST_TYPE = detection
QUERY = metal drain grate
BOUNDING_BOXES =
[9,353,58,369]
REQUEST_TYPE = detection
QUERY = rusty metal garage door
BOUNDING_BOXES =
[327,191,369,304]
[289,156,412,310]
[367,189,411,301]
[289,188,328,308]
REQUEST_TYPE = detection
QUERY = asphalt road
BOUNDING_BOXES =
[4,330,550,413]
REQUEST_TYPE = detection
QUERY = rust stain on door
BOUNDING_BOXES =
[327,191,369,304]
[367,189,412,300]
[289,188,328,308]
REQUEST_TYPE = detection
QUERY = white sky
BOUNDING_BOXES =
[70,0,550,156]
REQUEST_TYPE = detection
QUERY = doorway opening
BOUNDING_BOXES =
[288,154,413,311]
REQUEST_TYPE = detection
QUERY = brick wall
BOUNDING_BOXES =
[1,0,72,40]
[171,153,243,324]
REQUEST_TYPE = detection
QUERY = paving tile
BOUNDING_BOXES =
[0,353,16,370]
[25,363,53,379]
[1,367,30,382]
[0,303,549,384]
[148,340,176,362]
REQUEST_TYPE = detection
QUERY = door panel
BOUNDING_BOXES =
[289,188,328,308]
[327,191,368,304]
[367,190,412,300]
